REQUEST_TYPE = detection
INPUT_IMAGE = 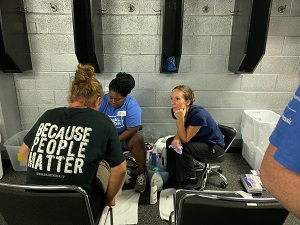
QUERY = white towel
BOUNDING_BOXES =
[99,189,141,225]
[159,188,175,222]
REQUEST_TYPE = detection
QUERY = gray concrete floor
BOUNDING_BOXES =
[0,153,299,225]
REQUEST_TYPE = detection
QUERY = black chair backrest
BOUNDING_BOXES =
[0,182,95,225]
[218,124,237,151]
[174,189,289,225]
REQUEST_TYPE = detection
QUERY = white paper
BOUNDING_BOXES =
[99,189,141,225]
[159,188,175,222]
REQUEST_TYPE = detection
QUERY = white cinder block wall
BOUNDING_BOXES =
[13,0,300,146]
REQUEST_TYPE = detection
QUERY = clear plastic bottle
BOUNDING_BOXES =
[151,153,157,166]
[150,178,157,205]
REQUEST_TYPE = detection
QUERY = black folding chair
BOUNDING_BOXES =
[0,182,96,225]
[170,189,289,225]
[194,124,237,190]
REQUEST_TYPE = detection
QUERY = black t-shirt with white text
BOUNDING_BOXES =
[24,107,124,219]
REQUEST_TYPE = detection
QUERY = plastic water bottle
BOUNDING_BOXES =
[150,178,157,205]
[151,153,157,166]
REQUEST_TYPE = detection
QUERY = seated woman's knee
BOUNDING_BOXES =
[166,137,174,146]
[128,133,145,150]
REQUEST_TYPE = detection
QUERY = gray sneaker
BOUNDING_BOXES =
[134,174,146,193]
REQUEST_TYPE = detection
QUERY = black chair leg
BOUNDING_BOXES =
[198,163,228,190]
[199,164,209,190]
[210,169,228,188]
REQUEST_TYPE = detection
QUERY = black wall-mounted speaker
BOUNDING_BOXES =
[228,0,272,74]
[72,0,104,73]
[0,0,32,73]
[160,0,184,73]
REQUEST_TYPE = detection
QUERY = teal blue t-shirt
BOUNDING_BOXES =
[99,94,142,134]
[270,85,300,174]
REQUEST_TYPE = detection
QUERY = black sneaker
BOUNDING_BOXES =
[134,174,146,193]
[174,180,189,190]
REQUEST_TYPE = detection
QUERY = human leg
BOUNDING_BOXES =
[96,160,122,198]
[173,142,214,189]
[174,149,196,181]
[184,142,223,159]
[165,138,201,182]
[97,160,111,192]
[94,160,110,224]
[166,137,177,182]
[127,133,146,174]
[127,133,146,192]
[179,142,216,178]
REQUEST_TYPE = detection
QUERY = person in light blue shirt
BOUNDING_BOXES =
[261,84,300,219]
[100,94,141,135]
[99,72,146,193]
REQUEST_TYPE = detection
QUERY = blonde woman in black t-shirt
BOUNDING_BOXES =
[19,64,126,224]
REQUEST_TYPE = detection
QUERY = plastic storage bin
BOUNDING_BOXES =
[242,142,264,170]
[241,110,280,169]
[3,130,28,171]
[241,110,280,150]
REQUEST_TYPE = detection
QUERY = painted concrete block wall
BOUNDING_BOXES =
[12,0,300,146]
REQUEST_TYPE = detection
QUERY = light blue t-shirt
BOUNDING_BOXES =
[269,85,300,174]
[99,94,142,135]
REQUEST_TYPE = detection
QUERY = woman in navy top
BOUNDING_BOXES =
[166,85,225,189]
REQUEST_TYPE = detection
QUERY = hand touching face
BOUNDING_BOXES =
[174,107,186,119]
